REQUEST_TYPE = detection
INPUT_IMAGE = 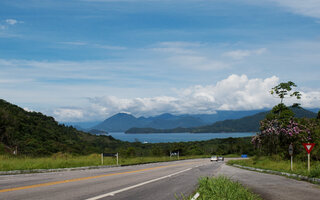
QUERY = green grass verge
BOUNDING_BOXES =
[180,176,261,200]
[0,153,209,171]
[228,156,320,178]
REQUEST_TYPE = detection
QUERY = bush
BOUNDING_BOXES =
[195,176,261,200]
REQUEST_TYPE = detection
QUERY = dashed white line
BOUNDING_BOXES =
[85,168,192,200]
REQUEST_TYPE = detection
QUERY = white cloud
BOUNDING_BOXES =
[5,19,18,25]
[94,44,127,50]
[59,41,127,50]
[223,48,267,60]
[51,74,320,121]
[168,55,230,70]
[23,107,33,112]
[151,41,229,70]
[60,41,87,46]
[268,0,320,19]
[53,108,84,122]
[53,75,279,121]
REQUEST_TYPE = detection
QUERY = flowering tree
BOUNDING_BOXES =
[252,81,317,156]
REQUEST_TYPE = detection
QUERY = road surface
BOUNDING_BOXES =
[1,158,320,200]
[0,158,219,200]
[216,163,320,200]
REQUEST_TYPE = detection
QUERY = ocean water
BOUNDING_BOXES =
[108,132,256,143]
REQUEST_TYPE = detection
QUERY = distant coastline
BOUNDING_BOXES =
[125,127,256,134]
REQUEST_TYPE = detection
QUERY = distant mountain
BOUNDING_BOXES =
[191,110,266,124]
[93,113,148,132]
[62,121,100,131]
[126,107,317,133]
[307,108,320,114]
[91,110,272,132]
[93,113,205,132]
[88,129,108,135]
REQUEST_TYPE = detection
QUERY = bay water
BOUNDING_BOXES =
[108,132,256,143]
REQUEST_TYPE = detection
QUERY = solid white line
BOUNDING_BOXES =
[191,192,200,200]
[86,168,192,200]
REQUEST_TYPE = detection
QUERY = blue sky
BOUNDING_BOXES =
[1,0,320,122]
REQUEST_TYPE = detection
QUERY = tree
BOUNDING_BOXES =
[270,81,301,104]
[254,81,307,156]
[317,111,320,120]
[269,81,301,117]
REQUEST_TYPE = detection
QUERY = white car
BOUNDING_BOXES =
[218,156,224,161]
[210,156,218,162]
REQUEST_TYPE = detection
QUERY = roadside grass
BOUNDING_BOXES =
[228,156,320,178]
[178,176,261,200]
[0,154,209,171]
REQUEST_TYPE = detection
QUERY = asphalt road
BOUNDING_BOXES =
[0,158,220,200]
[217,163,320,200]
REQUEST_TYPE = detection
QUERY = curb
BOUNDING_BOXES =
[232,164,320,184]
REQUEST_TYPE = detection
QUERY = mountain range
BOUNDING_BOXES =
[90,110,266,132]
[126,107,317,133]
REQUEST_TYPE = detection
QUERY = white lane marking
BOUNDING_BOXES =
[191,192,200,200]
[86,168,192,200]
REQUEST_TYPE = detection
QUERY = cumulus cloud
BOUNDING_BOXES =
[23,107,33,112]
[53,108,85,122]
[223,48,267,60]
[49,74,320,122]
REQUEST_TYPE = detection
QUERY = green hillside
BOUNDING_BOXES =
[0,99,120,155]
[192,107,316,133]
[191,112,267,133]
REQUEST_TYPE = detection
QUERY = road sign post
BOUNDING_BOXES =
[302,143,315,172]
[101,153,104,165]
[308,153,310,172]
[101,153,119,166]
[170,151,179,160]
[289,143,293,171]
[116,153,119,166]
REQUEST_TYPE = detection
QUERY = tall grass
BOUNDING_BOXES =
[0,154,208,171]
[188,176,261,200]
[228,156,320,178]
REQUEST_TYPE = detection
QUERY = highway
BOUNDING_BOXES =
[0,158,219,200]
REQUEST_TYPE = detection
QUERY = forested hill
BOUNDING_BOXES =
[0,99,121,155]
[126,107,317,133]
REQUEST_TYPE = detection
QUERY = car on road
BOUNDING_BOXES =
[218,156,224,161]
[210,156,218,162]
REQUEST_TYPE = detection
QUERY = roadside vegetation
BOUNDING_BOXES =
[231,82,320,179]
[228,156,320,178]
[180,176,261,200]
[250,82,320,159]
[0,153,210,171]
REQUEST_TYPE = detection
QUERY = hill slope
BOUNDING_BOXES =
[0,99,120,155]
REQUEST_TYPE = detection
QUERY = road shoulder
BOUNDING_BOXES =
[215,163,320,200]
